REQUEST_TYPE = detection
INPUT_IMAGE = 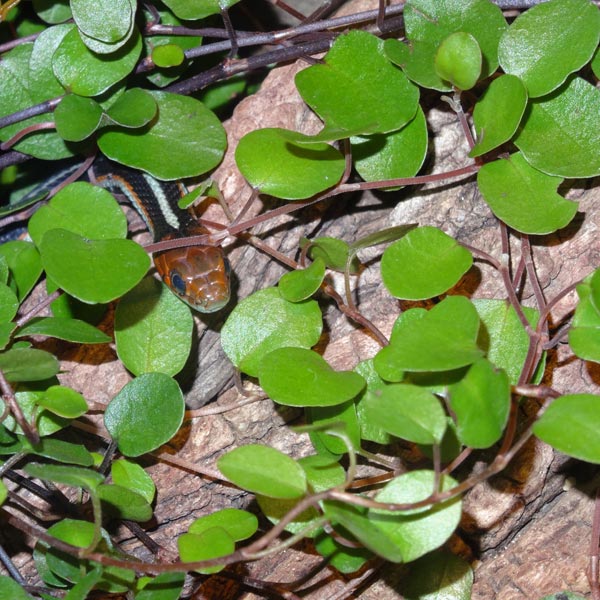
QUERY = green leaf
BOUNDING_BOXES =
[514,77,600,178]
[533,394,600,463]
[33,0,72,24]
[369,470,462,562]
[54,94,103,141]
[178,529,234,575]
[498,0,600,98]
[52,26,142,96]
[63,567,102,600]
[25,463,104,491]
[111,458,155,504]
[29,181,127,246]
[115,277,193,377]
[0,283,18,322]
[98,483,153,521]
[104,373,185,457]
[235,128,345,200]
[0,481,7,506]
[374,296,483,374]
[473,299,539,385]
[162,0,241,20]
[29,24,71,102]
[449,358,510,448]
[354,360,391,444]
[314,529,372,574]
[256,493,321,536]
[0,241,42,301]
[569,279,600,362]
[189,508,258,541]
[299,454,345,492]
[381,226,472,300]
[103,87,157,128]
[25,436,94,466]
[98,91,227,180]
[2,390,71,437]
[364,384,447,445]
[35,385,88,418]
[259,347,365,408]
[477,153,577,234]
[434,32,481,91]
[0,575,34,600]
[136,573,185,600]
[0,347,59,382]
[217,444,307,499]
[39,229,150,304]
[401,551,473,599]
[221,287,322,377]
[470,74,528,157]
[351,107,428,185]
[295,30,419,135]
[16,317,111,344]
[152,44,185,68]
[539,594,586,600]
[278,258,326,302]
[302,237,359,273]
[306,400,361,454]
[71,0,134,45]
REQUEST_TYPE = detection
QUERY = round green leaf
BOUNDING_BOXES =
[299,455,346,492]
[3,390,70,437]
[498,0,600,98]
[381,226,472,300]
[449,358,510,448]
[29,182,127,246]
[99,91,226,180]
[533,394,600,464]
[514,77,600,178]
[111,458,155,504]
[278,257,326,302]
[364,384,447,445]
[36,385,88,418]
[369,470,462,562]
[477,152,577,234]
[25,463,104,491]
[0,240,42,301]
[52,26,142,96]
[189,508,258,542]
[306,400,361,454]
[152,44,185,68]
[115,277,193,377]
[259,347,365,408]
[217,444,307,499]
[354,360,392,444]
[351,106,428,184]
[98,483,153,522]
[296,30,419,135]
[29,24,71,102]
[235,128,345,200]
[162,0,241,20]
[434,32,481,90]
[0,347,59,382]
[103,87,157,129]
[178,529,234,575]
[470,74,528,157]
[71,0,133,44]
[39,229,150,304]
[16,316,111,344]
[33,0,72,24]
[0,283,18,322]
[302,236,358,273]
[104,373,185,457]
[374,296,483,374]
[314,530,372,574]
[221,287,322,377]
[54,94,103,141]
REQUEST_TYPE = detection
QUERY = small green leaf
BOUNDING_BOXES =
[221,287,322,377]
[111,458,155,504]
[115,277,193,377]
[25,436,94,466]
[63,567,102,600]
[0,482,7,507]
[152,44,185,68]
[498,0,600,97]
[259,347,365,408]
[434,32,481,91]
[569,279,600,362]
[71,0,133,45]
[35,385,88,418]
[54,94,103,141]
[0,347,59,382]
[381,226,472,300]
[0,283,18,322]
[302,237,359,273]
[314,530,372,574]
[2,390,70,437]
[28,181,128,246]
[278,258,326,302]
[98,483,153,521]
[235,128,345,200]
[16,317,111,344]
[449,359,510,448]
[306,400,361,455]
[162,0,241,20]
[295,30,419,135]
[401,551,473,599]
[103,88,157,129]
[256,494,321,536]
[104,373,185,457]
[470,74,528,157]
[217,444,307,499]
[533,394,600,463]
[0,574,35,599]
[299,454,345,492]
[514,77,600,178]
[0,241,42,301]
[354,360,391,444]
[369,470,462,562]
[374,296,483,374]
[25,463,104,491]
[39,229,150,304]
[178,529,234,574]
[33,0,72,24]
[136,573,185,600]
[364,384,447,445]
[477,153,577,234]
[189,508,258,541]
[98,91,226,180]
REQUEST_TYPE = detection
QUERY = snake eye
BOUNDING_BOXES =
[170,271,187,296]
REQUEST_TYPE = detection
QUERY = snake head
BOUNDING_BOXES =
[153,245,231,313]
